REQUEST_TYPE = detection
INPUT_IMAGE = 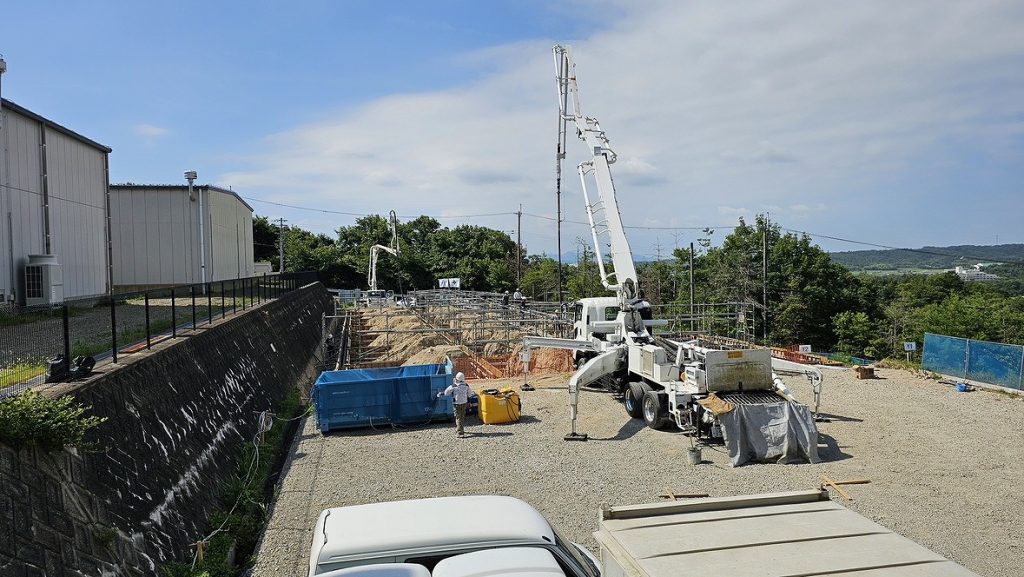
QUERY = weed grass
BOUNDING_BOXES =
[161,391,306,577]
[0,362,48,389]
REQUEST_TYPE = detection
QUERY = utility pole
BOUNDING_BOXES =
[555,52,570,306]
[689,242,695,333]
[516,204,522,287]
[762,213,769,343]
[277,218,287,273]
[653,237,663,304]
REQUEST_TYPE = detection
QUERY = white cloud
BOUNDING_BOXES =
[134,123,168,138]
[221,0,1024,252]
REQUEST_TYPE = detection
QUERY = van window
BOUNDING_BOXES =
[604,307,619,321]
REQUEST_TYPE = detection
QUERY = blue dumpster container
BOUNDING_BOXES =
[312,362,453,432]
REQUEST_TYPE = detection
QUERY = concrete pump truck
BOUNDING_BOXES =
[523,46,822,465]
[364,210,400,306]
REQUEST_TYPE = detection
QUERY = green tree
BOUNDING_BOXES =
[833,311,884,358]
[688,216,862,349]
[252,215,279,264]
[567,240,606,300]
[521,256,561,300]
[427,225,516,291]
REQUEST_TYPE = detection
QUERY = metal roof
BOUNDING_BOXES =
[109,183,254,212]
[1,98,112,153]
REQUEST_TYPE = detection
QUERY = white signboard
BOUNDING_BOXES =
[798,344,812,353]
[904,341,917,352]
[438,278,461,289]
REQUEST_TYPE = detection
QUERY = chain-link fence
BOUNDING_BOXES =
[0,271,318,397]
[922,332,1024,390]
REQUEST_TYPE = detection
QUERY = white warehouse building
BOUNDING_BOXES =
[0,98,112,305]
[109,184,255,291]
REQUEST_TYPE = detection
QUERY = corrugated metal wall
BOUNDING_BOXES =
[109,186,200,286]
[45,130,108,299]
[109,185,254,288]
[209,189,254,280]
[0,105,108,302]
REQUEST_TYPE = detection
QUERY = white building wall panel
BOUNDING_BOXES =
[109,186,252,288]
[0,111,45,301]
[209,190,234,280]
[44,128,108,299]
[1,105,109,303]
[110,186,202,287]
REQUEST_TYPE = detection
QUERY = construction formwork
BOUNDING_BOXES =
[347,290,571,369]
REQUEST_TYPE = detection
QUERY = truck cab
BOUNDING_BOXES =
[309,496,599,577]
[361,289,394,307]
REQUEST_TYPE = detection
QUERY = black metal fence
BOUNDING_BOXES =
[0,271,318,397]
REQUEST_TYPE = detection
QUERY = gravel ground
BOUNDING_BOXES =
[253,367,1024,577]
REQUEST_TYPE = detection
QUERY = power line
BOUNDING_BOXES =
[0,182,107,211]
[778,226,1024,265]
[520,211,733,231]
[243,194,1019,265]
[240,195,514,220]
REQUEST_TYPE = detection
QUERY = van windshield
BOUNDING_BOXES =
[552,529,600,577]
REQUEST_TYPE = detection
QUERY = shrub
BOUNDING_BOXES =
[0,390,106,451]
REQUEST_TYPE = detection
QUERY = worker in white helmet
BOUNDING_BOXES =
[438,372,472,437]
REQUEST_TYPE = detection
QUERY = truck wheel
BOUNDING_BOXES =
[624,382,647,419]
[642,391,668,430]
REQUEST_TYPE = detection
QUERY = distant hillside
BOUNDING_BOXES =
[830,244,1024,271]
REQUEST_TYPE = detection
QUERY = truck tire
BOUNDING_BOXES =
[642,390,669,430]
[624,382,648,419]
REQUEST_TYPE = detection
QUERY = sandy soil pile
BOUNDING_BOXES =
[357,308,568,376]
[506,344,574,376]
[402,344,474,366]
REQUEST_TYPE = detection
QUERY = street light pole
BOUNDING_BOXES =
[185,171,205,289]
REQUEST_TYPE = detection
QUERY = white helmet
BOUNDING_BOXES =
[455,372,466,383]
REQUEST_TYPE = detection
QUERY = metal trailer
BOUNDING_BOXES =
[595,490,981,577]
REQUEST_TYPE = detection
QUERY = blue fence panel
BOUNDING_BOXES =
[922,333,968,379]
[923,332,1024,390]
[967,340,1024,390]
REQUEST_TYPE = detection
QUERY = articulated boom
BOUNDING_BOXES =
[368,210,400,292]
[554,45,639,308]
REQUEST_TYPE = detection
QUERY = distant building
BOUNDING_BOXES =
[0,98,112,305]
[954,265,999,282]
[108,184,254,291]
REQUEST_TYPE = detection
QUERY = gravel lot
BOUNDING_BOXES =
[253,366,1024,577]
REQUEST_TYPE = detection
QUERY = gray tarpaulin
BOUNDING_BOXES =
[719,402,820,467]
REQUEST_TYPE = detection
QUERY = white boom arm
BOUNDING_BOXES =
[368,210,400,292]
[554,45,640,309]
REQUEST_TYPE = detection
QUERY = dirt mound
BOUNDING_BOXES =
[402,344,473,366]
[504,344,573,377]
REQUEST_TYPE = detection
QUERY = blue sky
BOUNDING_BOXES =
[3,0,1023,259]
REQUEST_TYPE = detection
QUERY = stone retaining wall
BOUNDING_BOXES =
[0,283,330,577]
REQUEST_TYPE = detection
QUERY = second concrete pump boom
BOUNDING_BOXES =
[368,210,399,293]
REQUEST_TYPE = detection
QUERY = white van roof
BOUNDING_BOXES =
[432,547,564,577]
[315,496,555,566]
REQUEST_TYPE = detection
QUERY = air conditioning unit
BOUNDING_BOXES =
[24,254,64,306]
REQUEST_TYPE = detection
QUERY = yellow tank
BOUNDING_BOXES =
[478,387,521,424]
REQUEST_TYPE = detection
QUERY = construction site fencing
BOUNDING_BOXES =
[922,332,1024,390]
[0,271,317,398]
[407,289,572,340]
